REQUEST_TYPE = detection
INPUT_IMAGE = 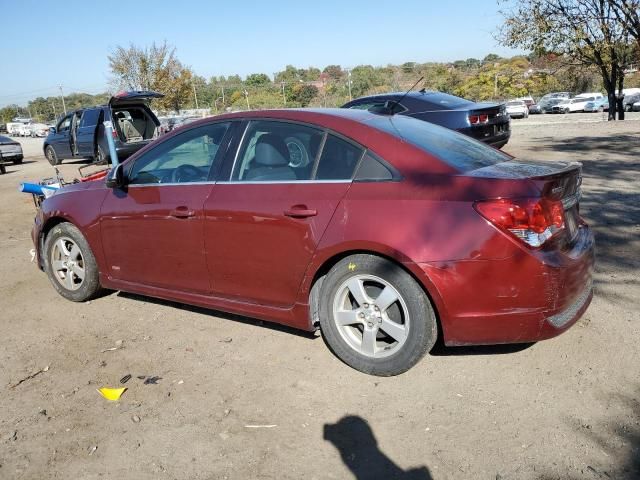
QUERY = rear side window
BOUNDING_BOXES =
[354,153,394,181]
[368,115,510,173]
[80,109,100,128]
[315,134,364,180]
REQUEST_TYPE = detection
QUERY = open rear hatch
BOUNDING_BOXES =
[109,90,164,107]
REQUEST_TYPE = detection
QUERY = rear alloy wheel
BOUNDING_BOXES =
[44,222,102,302]
[45,145,59,166]
[319,254,437,376]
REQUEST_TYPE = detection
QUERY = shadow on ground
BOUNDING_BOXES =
[324,415,432,479]
[536,387,640,479]
[116,291,318,340]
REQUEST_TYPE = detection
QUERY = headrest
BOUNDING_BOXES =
[255,134,290,166]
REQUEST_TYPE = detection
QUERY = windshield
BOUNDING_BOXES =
[365,114,510,173]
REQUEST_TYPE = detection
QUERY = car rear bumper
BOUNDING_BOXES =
[416,225,595,346]
[459,123,511,148]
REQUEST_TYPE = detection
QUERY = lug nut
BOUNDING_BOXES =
[363,303,369,308]
[359,312,365,318]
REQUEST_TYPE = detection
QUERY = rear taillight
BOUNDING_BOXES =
[474,198,565,247]
[469,114,489,125]
[111,129,119,140]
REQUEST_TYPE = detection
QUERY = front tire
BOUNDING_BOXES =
[43,222,102,302]
[319,254,437,376]
[45,146,59,166]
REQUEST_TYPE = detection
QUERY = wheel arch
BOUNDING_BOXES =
[305,248,446,340]
[37,216,73,269]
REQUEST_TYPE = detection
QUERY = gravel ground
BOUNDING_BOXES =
[0,113,638,480]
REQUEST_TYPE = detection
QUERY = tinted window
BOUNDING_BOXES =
[316,134,363,180]
[129,122,230,184]
[416,92,473,110]
[349,100,407,114]
[232,121,323,181]
[80,109,100,128]
[354,153,394,181]
[57,115,72,132]
[367,114,510,173]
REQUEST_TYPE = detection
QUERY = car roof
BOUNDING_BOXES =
[141,108,457,176]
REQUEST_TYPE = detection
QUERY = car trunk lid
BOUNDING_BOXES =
[109,90,164,107]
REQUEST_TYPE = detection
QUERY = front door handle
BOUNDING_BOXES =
[170,206,196,218]
[284,205,318,218]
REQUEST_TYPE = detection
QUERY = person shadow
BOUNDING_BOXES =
[324,415,433,480]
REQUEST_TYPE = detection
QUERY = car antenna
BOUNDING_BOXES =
[388,76,424,114]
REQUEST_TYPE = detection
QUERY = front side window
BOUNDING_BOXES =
[57,115,72,132]
[232,121,324,181]
[128,122,230,185]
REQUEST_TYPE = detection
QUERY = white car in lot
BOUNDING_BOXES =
[505,100,529,118]
[551,96,597,113]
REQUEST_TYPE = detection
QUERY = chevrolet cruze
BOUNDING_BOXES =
[32,109,594,376]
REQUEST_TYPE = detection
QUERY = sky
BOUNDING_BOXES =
[0,0,522,107]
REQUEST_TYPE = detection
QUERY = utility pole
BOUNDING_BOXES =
[58,85,67,114]
[281,81,286,106]
[221,86,225,107]
[243,90,250,110]
[192,82,199,109]
[347,69,352,101]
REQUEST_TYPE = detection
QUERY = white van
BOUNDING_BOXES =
[576,92,604,100]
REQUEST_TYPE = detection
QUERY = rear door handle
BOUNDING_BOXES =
[284,205,318,218]
[170,206,196,218]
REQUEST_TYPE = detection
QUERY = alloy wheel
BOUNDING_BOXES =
[50,236,85,291]
[332,274,410,358]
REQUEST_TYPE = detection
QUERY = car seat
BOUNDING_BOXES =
[245,134,296,181]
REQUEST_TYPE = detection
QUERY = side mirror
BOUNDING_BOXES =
[49,127,56,134]
[105,163,127,189]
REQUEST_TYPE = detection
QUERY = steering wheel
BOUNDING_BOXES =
[171,164,202,183]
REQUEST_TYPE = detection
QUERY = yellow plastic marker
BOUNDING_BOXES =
[97,387,127,401]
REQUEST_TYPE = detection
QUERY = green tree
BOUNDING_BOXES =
[108,41,194,112]
[245,73,271,87]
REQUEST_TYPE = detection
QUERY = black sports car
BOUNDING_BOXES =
[342,90,510,148]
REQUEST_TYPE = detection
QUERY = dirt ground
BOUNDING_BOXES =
[1,113,638,480]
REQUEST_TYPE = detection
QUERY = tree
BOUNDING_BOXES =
[108,41,194,113]
[290,84,319,107]
[245,73,271,87]
[498,0,632,120]
[323,65,344,81]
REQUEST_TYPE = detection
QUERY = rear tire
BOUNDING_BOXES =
[45,146,59,166]
[318,254,437,376]
[43,222,102,302]
[12,156,23,164]
[95,145,108,165]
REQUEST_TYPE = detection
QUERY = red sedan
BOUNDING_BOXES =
[32,109,594,376]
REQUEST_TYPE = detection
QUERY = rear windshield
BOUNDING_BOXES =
[507,101,524,106]
[417,92,473,109]
[365,114,510,173]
